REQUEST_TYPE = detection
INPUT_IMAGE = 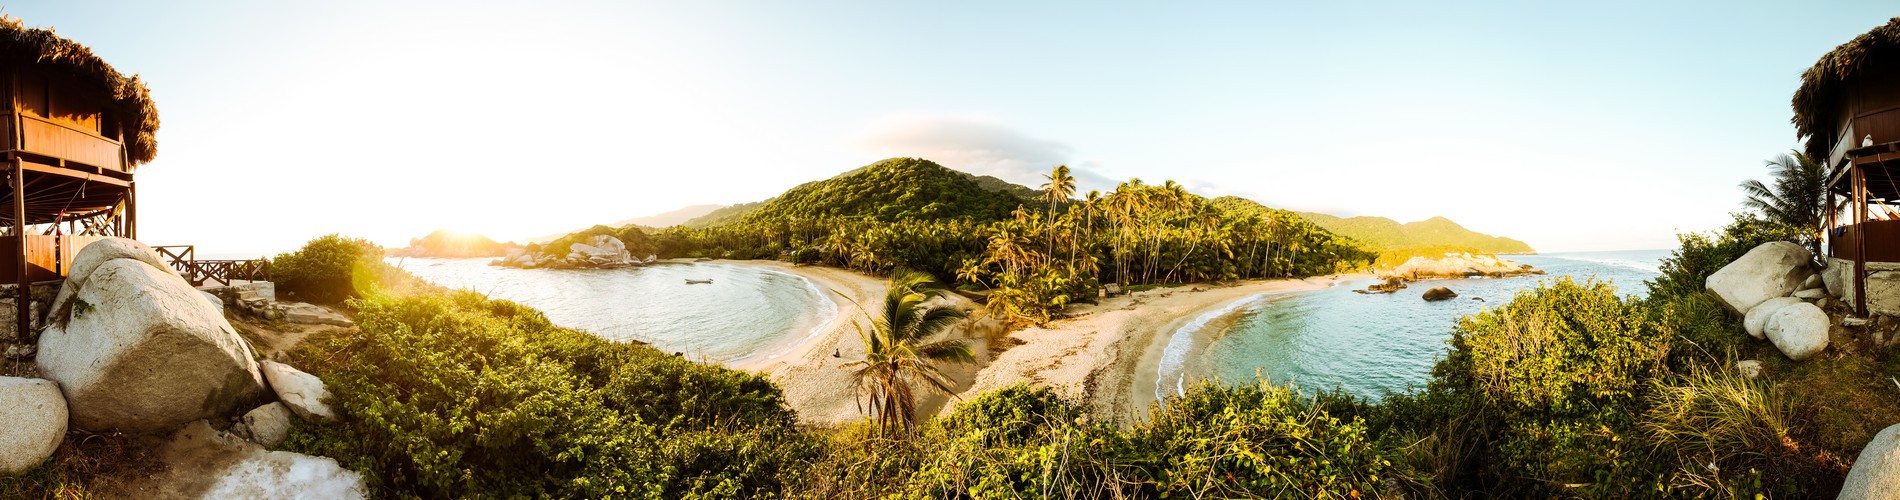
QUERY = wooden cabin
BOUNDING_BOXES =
[1796,17,1900,316]
[0,19,159,334]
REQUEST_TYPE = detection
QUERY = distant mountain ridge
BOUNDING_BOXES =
[682,158,1035,226]
[1296,212,1534,254]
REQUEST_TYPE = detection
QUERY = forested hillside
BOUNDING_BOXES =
[1297,212,1535,253]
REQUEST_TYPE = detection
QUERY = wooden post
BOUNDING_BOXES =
[1854,164,1868,316]
[126,180,136,240]
[12,155,28,338]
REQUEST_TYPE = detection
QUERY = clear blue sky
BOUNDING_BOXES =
[7,1,1895,254]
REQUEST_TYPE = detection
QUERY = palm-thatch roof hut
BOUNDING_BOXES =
[0,17,161,334]
[1795,17,1900,316]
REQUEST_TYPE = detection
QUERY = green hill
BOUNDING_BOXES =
[692,158,1032,226]
[1296,212,1534,254]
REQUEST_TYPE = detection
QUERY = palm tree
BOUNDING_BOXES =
[1041,165,1077,267]
[841,271,975,435]
[1741,151,1830,259]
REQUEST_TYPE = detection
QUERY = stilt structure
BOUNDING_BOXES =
[0,18,159,336]
[1797,17,1900,317]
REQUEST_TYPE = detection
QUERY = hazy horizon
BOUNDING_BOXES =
[11,1,1896,255]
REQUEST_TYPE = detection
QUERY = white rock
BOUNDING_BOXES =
[1743,297,1805,340]
[281,302,352,327]
[49,238,181,322]
[1803,274,1822,289]
[241,402,294,448]
[202,290,226,314]
[1764,302,1829,361]
[261,361,336,421]
[36,259,268,433]
[1842,423,1900,499]
[0,377,66,473]
[1734,360,1763,379]
[1704,241,1814,315]
[202,450,368,499]
[1793,288,1827,300]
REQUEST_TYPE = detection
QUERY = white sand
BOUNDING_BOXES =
[730,259,1365,427]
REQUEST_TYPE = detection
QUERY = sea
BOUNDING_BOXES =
[1153,249,1672,402]
[389,258,836,365]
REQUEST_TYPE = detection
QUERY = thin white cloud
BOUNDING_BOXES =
[855,114,1116,192]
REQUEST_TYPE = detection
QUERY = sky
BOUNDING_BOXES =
[6,1,1895,255]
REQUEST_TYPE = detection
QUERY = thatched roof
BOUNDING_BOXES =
[0,17,158,164]
[1793,17,1900,162]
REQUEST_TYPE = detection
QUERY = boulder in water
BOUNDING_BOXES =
[1422,287,1458,301]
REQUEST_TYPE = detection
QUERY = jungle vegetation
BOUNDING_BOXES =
[1296,212,1536,254]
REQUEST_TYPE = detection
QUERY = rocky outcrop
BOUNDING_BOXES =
[1764,302,1829,361]
[282,302,353,327]
[1841,423,1900,500]
[0,377,66,473]
[1354,277,1408,295]
[261,361,336,421]
[36,238,269,433]
[1422,287,1458,301]
[1743,297,1805,340]
[1383,252,1543,281]
[1704,241,1814,315]
[493,235,656,270]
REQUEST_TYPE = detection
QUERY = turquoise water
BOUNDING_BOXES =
[390,258,836,365]
[1156,249,1671,401]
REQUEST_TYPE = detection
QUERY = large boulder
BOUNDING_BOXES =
[48,238,181,323]
[1842,423,1900,499]
[1743,297,1805,340]
[261,361,336,421]
[1421,286,1458,301]
[1764,302,1829,361]
[0,377,66,473]
[1704,241,1813,315]
[36,258,268,433]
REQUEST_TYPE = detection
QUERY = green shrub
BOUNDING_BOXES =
[1431,277,1672,496]
[282,290,811,498]
[1648,215,1800,300]
[271,234,386,304]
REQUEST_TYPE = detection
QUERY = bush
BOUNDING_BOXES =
[1648,215,1800,300]
[282,290,812,498]
[1431,277,1672,495]
[271,234,386,303]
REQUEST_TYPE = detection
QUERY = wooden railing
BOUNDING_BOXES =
[154,245,272,287]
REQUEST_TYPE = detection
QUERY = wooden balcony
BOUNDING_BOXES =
[0,113,127,173]
[1831,219,1900,263]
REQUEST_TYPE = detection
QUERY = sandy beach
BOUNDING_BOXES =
[730,259,1367,427]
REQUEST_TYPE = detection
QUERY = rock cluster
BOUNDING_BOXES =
[36,239,271,433]
[1704,241,1830,361]
[1354,277,1408,295]
[493,234,657,269]
[4,237,352,478]
[1382,252,1545,280]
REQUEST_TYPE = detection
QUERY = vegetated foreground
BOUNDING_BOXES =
[15,215,1877,498]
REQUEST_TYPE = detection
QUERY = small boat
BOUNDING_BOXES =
[685,279,713,285]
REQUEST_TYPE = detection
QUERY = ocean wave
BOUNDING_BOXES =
[1155,294,1269,404]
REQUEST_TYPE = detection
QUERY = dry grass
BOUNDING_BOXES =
[0,431,163,499]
